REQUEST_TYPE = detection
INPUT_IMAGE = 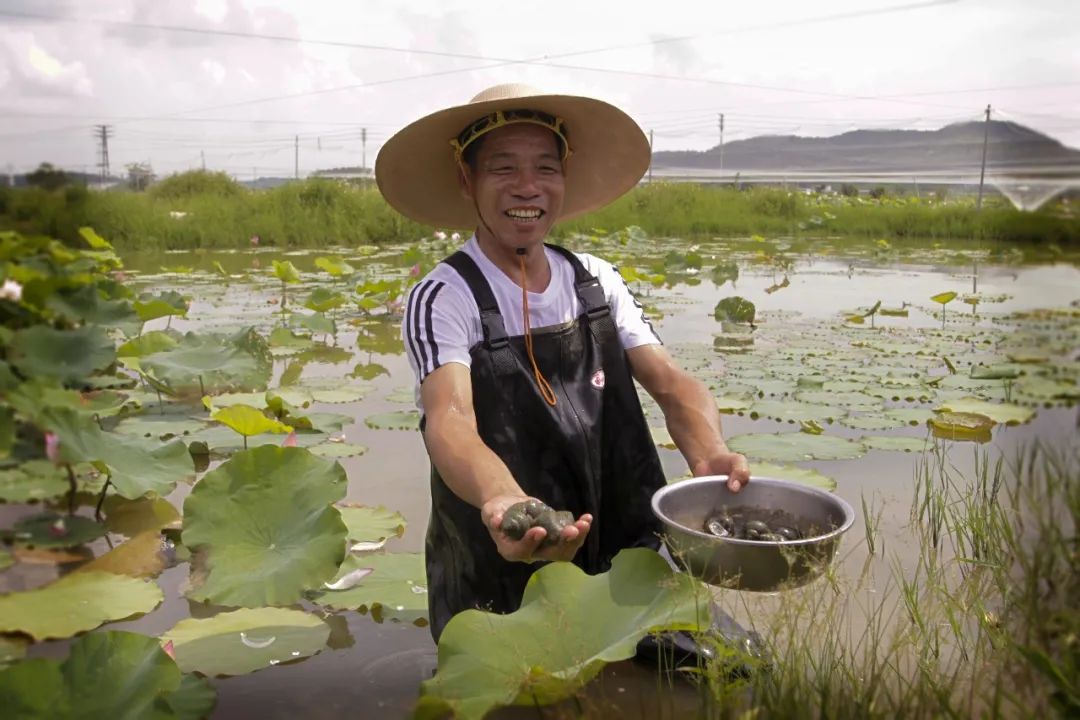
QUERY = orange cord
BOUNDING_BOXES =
[519,253,558,407]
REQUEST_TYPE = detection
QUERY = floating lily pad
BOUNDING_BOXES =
[385,386,416,404]
[103,496,181,537]
[161,607,331,677]
[885,407,937,426]
[338,505,407,546]
[0,461,68,503]
[309,442,368,458]
[650,426,676,450]
[728,433,867,463]
[839,414,905,431]
[364,410,420,431]
[309,385,370,404]
[0,571,163,640]
[12,513,106,549]
[415,548,709,719]
[1014,377,1080,401]
[0,631,215,720]
[933,397,1034,425]
[183,446,347,607]
[268,327,315,351]
[794,390,883,411]
[112,416,206,442]
[77,530,170,578]
[747,462,837,491]
[861,435,930,453]
[749,400,845,424]
[928,412,994,442]
[310,553,428,625]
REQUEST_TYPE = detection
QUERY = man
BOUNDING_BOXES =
[376,84,751,644]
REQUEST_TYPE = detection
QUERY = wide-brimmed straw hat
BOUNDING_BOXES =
[375,83,650,229]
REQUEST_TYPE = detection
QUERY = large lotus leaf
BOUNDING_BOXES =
[338,504,407,546]
[746,461,837,491]
[714,296,756,324]
[290,312,336,336]
[933,397,1034,425]
[161,607,331,677]
[12,513,106,549]
[305,288,347,313]
[103,496,181,537]
[749,400,846,424]
[15,384,133,418]
[113,415,205,442]
[415,548,710,720]
[364,410,420,431]
[182,445,348,607]
[272,259,301,283]
[211,404,292,437]
[0,460,68,502]
[46,284,138,335]
[310,553,429,624]
[314,256,355,276]
[40,407,194,499]
[134,290,189,322]
[268,327,315,351]
[0,571,163,640]
[76,531,170,579]
[0,631,216,720]
[728,432,867,463]
[140,329,272,397]
[117,331,179,358]
[9,325,115,385]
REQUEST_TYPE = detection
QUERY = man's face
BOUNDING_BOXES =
[464,122,565,253]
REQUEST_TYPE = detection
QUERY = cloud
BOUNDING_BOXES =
[650,34,703,75]
[0,30,93,98]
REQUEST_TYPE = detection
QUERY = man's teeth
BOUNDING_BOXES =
[505,208,542,220]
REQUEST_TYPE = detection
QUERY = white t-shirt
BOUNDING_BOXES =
[403,236,661,411]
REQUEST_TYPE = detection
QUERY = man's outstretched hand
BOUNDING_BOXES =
[480,495,592,564]
[691,450,751,492]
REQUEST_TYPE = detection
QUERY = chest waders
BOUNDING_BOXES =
[422,244,666,642]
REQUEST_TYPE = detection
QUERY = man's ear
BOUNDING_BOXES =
[457,165,473,200]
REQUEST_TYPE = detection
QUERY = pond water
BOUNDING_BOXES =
[4,233,1078,718]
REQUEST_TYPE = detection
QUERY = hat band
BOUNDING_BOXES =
[450,109,572,162]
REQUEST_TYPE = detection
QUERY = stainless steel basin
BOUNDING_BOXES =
[651,476,856,591]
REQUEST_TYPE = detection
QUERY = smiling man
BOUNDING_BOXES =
[376,84,751,648]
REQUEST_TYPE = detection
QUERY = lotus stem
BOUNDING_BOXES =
[95,477,112,522]
[65,463,77,515]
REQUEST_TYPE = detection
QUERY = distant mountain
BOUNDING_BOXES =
[651,120,1080,175]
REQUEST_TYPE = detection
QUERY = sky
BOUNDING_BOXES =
[0,0,1077,180]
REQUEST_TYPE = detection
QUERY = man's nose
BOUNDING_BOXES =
[511,168,541,197]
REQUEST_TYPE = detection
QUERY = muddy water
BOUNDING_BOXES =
[13,236,1079,718]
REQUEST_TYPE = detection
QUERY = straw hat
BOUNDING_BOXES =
[375,83,650,229]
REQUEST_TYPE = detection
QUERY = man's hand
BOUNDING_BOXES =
[691,451,751,492]
[480,494,592,563]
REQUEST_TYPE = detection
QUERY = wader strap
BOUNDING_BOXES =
[443,252,509,351]
[545,244,617,345]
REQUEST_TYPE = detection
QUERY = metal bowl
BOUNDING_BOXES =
[651,476,856,591]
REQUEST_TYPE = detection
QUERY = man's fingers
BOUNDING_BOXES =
[728,453,751,492]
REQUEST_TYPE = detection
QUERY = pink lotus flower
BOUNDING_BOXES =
[0,279,22,302]
[250,235,260,246]
[433,231,447,241]
[409,263,420,278]
[162,640,176,659]
[282,431,298,447]
[451,232,461,242]
[45,432,60,464]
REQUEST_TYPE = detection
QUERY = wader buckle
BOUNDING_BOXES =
[577,279,611,321]
[480,311,510,350]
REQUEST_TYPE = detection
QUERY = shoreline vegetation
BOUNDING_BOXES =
[1,170,1076,250]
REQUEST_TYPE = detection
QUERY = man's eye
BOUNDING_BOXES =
[491,166,514,174]
[538,165,560,174]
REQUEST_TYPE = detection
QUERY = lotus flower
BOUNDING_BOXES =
[282,431,298,447]
[162,640,176,659]
[250,234,260,246]
[0,278,22,302]
[409,263,421,278]
[433,231,447,241]
[44,432,60,464]
[451,232,461,242]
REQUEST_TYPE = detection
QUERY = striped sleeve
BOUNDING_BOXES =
[582,254,662,349]
[402,278,473,382]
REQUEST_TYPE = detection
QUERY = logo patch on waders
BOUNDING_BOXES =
[590,369,606,389]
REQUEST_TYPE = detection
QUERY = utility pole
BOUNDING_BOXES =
[361,128,368,172]
[718,113,725,178]
[977,104,991,211]
[294,135,300,179]
[201,150,206,171]
[94,125,112,183]
[648,129,654,183]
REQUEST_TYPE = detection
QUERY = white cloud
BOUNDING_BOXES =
[1,30,93,97]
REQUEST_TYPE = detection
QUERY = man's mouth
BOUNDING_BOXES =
[504,207,544,222]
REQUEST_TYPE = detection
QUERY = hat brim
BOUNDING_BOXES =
[375,92,649,229]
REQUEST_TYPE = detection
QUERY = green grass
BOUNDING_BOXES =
[1,172,1076,250]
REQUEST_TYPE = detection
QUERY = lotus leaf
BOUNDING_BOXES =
[279,360,305,386]
[182,445,347,607]
[268,327,314,350]
[140,329,272,397]
[349,362,390,380]
[46,284,138,333]
[928,412,995,442]
[305,288,347,313]
[134,291,189,322]
[183,424,328,457]
[746,461,837,490]
[415,548,709,720]
[311,552,429,624]
[272,259,301,283]
[40,407,194,499]
[710,261,739,287]
[212,404,292,438]
[364,410,420,431]
[78,226,112,249]
[728,433,867,463]
[103,496,181,537]
[650,426,676,449]
[113,416,205,442]
[794,390,883,411]
[161,607,331,677]
[0,631,216,720]
[9,325,115,385]
[12,513,106,549]
[840,414,906,431]
[931,291,958,305]
[861,435,930,453]
[290,312,336,336]
[338,504,407,545]
[1015,377,1080,401]
[0,635,26,666]
[76,531,170,579]
[315,256,355,276]
[885,407,937,426]
[0,461,68,502]
[933,397,1034,425]
[970,363,1022,380]
[310,442,368,458]
[0,571,163,640]
[386,386,416,404]
[749,400,845,423]
[715,395,754,413]
[308,385,370,404]
[205,391,266,408]
[714,296,756,325]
